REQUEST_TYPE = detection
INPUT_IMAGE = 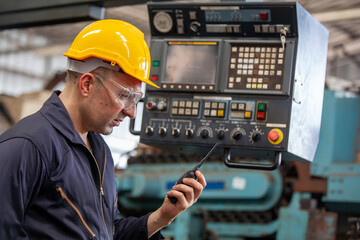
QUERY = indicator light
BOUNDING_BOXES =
[257,111,265,119]
[151,75,158,81]
[260,12,268,20]
[153,61,160,67]
[217,110,224,117]
[146,101,157,110]
[258,103,266,111]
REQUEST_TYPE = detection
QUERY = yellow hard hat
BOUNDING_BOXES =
[64,19,159,88]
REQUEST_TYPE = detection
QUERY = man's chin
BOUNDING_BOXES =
[97,125,115,136]
[103,128,114,135]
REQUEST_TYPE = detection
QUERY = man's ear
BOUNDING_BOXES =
[79,73,96,97]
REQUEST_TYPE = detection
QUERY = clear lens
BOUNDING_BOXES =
[95,74,143,109]
[107,80,143,109]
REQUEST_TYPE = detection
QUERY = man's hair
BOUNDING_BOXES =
[66,70,82,84]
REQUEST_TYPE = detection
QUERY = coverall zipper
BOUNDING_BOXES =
[57,187,96,238]
[86,145,111,240]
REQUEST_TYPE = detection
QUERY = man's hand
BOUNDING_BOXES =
[147,170,206,237]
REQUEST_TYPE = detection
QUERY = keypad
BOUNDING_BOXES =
[230,102,254,120]
[228,44,284,91]
[172,100,200,116]
[203,101,226,118]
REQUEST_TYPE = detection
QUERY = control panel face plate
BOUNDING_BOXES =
[142,2,296,153]
[141,93,289,151]
[140,2,328,162]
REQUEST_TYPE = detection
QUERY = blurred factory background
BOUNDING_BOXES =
[0,0,359,239]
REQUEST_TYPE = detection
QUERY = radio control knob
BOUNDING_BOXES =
[232,131,242,141]
[158,127,167,136]
[217,130,225,140]
[200,129,209,139]
[185,129,194,138]
[145,126,154,135]
[171,128,180,137]
[157,101,167,111]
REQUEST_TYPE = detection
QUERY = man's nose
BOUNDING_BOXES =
[122,104,136,119]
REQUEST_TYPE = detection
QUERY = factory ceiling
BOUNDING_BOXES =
[0,0,359,81]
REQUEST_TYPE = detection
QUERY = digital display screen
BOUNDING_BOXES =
[204,9,271,22]
[164,43,218,86]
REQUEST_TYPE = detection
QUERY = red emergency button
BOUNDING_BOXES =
[268,130,279,141]
[268,128,283,145]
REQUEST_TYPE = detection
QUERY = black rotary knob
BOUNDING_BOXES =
[251,132,261,142]
[232,131,242,141]
[217,130,225,140]
[200,129,209,139]
[158,127,167,136]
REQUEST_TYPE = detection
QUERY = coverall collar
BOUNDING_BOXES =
[40,91,88,146]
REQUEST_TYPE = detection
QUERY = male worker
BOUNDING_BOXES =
[0,19,206,239]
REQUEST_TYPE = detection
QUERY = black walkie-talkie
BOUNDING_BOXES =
[168,141,220,204]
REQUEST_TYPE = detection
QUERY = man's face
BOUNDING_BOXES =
[87,71,142,135]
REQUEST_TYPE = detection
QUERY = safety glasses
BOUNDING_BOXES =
[95,75,143,110]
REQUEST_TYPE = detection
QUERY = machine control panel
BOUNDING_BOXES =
[143,93,288,151]
[138,2,329,163]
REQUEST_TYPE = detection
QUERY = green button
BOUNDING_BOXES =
[153,61,160,67]
[258,103,265,111]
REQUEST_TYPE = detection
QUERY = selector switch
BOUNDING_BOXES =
[251,132,261,142]
[249,128,264,143]
[200,129,209,139]
[190,21,201,33]
[185,129,194,138]
[158,127,167,136]
[217,130,225,140]
[172,128,180,137]
[145,126,154,135]
[232,131,242,141]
